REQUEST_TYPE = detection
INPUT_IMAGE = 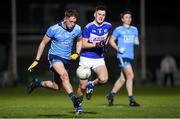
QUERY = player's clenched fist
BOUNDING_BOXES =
[28,59,39,72]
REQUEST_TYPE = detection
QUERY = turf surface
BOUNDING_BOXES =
[0,85,180,118]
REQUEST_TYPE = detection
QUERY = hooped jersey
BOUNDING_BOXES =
[46,22,81,60]
[112,26,138,59]
[81,21,112,58]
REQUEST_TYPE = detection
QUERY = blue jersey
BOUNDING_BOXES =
[112,26,138,59]
[46,22,81,60]
[81,21,112,58]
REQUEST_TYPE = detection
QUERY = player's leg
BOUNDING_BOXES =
[106,71,126,106]
[86,65,108,100]
[27,64,63,94]
[111,72,126,93]
[77,79,88,97]
[27,78,62,93]
[76,79,88,114]
[53,62,75,99]
[78,56,94,100]
[53,62,72,92]
[39,80,60,90]
[93,65,108,85]
[163,74,168,87]
[76,57,94,114]
[53,62,81,114]
[123,64,140,106]
[42,72,62,89]
[170,73,174,87]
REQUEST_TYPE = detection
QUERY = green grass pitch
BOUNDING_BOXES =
[0,85,180,118]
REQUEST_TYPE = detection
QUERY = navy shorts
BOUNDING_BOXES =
[48,54,70,71]
[118,57,133,68]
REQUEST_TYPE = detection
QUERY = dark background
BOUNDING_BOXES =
[0,0,180,85]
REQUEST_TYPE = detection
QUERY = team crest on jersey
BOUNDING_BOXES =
[92,30,96,33]
[104,29,108,33]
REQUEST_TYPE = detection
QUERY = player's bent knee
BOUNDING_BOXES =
[101,80,108,84]
[52,84,60,91]
[99,77,108,84]
[120,78,126,82]
[53,87,60,91]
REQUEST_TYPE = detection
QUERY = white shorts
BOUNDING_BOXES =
[79,56,105,69]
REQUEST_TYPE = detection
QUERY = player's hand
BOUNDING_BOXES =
[118,47,125,54]
[134,39,139,45]
[28,59,39,72]
[71,53,79,60]
[96,41,105,48]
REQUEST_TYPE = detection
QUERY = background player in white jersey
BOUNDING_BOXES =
[106,11,140,107]
[76,5,112,112]
[27,8,82,115]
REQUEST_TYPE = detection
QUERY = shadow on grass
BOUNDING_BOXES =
[38,114,69,118]
[69,111,98,114]
[112,104,128,107]
[97,103,128,108]
[37,111,98,118]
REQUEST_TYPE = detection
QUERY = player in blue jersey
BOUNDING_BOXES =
[27,8,83,115]
[106,11,140,107]
[76,5,112,112]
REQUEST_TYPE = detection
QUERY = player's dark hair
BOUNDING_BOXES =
[64,8,79,18]
[95,5,107,12]
[120,10,132,18]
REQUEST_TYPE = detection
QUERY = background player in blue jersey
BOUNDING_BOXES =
[27,8,82,115]
[76,5,112,112]
[106,11,140,107]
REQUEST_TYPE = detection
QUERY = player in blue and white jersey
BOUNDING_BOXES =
[106,11,140,107]
[27,8,82,115]
[76,5,112,112]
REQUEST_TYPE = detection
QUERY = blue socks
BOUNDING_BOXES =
[68,92,77,102]
[109,92,116,98]
[129,96,135,102]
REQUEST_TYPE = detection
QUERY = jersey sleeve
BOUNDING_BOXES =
[46,27,55,38]
[134,27,139,44]
[82,27,90,39]
[73,25,82,40]
[112,28,119,39]
[134,27,138,36]
[76,29,82,38]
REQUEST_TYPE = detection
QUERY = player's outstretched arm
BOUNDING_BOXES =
[82,38,96,49]
[27,35,51,72]
[109,35,118,51]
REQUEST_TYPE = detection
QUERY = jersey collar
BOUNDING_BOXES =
[58,21,75,32]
